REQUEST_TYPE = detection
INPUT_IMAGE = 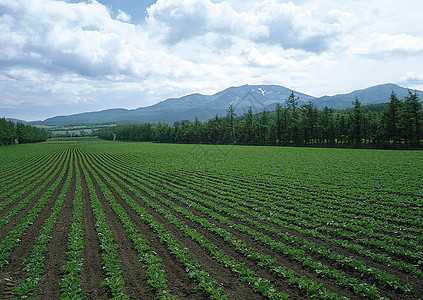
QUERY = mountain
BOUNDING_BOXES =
[313,83,423,109]
[4,118,29,123]
[42,84,315,125]
[40,109,129,125]
[39,83,422,125]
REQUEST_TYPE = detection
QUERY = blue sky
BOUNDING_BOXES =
[1,0,423,121]
[96,0,155,23]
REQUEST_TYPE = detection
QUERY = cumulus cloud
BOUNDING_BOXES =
[252,1,328,52]
[146,0,356,53]
[1,0,423,120]
[146,0,265,45]
[401,71,423,86]
[242,47,294,68]
[349,33,423,57]
[0,0,125,76]
[7,1,197,81]
[116,9,131,22]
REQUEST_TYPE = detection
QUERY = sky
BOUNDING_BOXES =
[1,0,423,121]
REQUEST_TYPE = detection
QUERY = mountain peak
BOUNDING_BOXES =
[38,83,422,125]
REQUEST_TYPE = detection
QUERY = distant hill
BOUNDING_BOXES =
[40,109,129,126]
[37,83,422,126]
[4,118,28,124]
[313,83,423,109]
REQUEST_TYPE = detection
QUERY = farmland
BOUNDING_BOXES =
[0,138,422,299]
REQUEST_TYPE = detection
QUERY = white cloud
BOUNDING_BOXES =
[252,1,333,52]
[0,0,127,75]
[242,47,300,69]
[349,33,423,57]
[400,71,423,92]
[146,0,265,45]
[1,0,423,120]
[146,0,357,53]
[116,9,131,22]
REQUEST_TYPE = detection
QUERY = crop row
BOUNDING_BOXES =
[0,150,71,270]
[190,170,423,231]
[138,165,423,265]
[60,153,85,300]
[77,150,177,299]
[92,149,420,298]
[1,142,421,299]
[79,151,130,299]
[85,149,354,299]
[106,154,408,297]
[12,151,74,298]
[80,150,231,299]
[0,150,66,193]
[100,152,416,291]
[0,151,55,194]
[144,168,423,278]
[159,168,423,239]
[0,150,55,184]
[0,151,64,214]
[112,152,422,241]
[143,172,411,295]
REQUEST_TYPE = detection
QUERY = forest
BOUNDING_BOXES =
[96,90,422,149]
[0,119,48,145]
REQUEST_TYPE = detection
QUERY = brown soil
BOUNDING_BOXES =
[0,155,70,299]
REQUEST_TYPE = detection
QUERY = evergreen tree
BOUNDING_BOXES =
[275,103,282,144]
[367,112,382,145]
[226,104,236,144]
[401,90,422,145]
[320,106,335,144]
[192,117,204,144]
[15,122,47,144]
[301,102,318,144]
[350,97,363,144]
[258,110,271,145]
[334,113,347,144]
[285,91,299,112]
[384,91,402,143]
[0,118,16,145]
[96,90,422,150]
[205,115,220,144]
[244,107,254,144]
[155,123,171,143]
[96,128,114,140]
[284,92,300,143]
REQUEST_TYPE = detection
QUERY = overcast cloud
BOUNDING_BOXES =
[1,0,423,120]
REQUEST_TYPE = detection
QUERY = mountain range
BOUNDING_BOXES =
[31,83,423,125]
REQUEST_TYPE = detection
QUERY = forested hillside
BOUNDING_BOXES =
[0,119,48,145]
[96,90,422,149]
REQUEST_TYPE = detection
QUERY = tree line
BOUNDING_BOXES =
[0,119,48,145]
[96,90,422,149]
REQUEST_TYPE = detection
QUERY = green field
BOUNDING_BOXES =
[0,138,422,299]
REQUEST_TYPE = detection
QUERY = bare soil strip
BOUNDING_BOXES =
[0,150,71,299]
[77,154,109,299]
[33,154,76,299]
